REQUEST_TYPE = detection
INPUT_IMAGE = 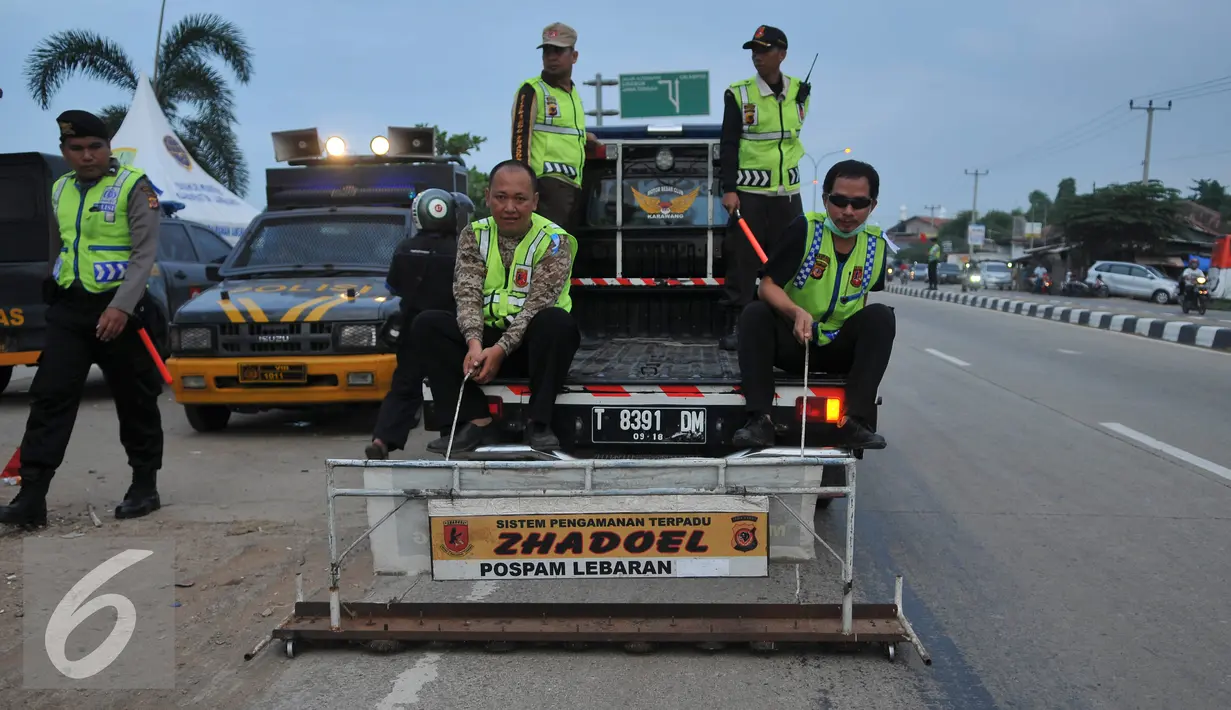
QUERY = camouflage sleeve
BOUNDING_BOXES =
[453,225,486,344]
[495,237,572,356]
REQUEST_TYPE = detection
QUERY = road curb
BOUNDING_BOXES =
[886,285,1231,351]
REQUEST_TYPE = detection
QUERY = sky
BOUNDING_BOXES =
[2,0,1229,228]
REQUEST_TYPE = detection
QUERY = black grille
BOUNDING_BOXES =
[219,322,334,354]
[229,215,407,269]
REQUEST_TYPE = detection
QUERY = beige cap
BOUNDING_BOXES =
[537,22,577,48]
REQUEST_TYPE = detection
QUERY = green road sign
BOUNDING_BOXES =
[619,72,710,119]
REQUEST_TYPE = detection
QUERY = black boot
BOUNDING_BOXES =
[732,414,775,448]
[365,439,389,460]
[719,322,739,351]
[115,469,161,520]
[427,422,498,454]
[0,468,52,528]
[842,417,886,450]
[527,421,561,451]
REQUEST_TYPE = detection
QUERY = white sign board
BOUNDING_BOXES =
[967,223,986,246]
[1025,222,1043,238]
[427,494,770,581]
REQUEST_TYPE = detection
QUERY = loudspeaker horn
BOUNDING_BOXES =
[387,126,437,159]
[272,128,323,162]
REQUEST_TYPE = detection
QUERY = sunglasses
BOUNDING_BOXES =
[826,193,873,210]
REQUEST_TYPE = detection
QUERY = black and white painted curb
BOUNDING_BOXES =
[886,285,1231,351]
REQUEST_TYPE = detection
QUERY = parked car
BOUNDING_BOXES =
[1085,260,1178,304]
[938,262,961,284]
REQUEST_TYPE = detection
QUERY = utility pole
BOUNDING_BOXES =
[152,0,168,84]
[1130,99,1172,184]
[583,73,619,126]
[965,169,988,260]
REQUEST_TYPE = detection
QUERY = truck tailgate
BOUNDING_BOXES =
[572,338,738,384]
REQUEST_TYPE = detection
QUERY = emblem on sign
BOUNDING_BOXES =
[163,134,192,170]
[441,520,473,557]
[731,515,759,552]
[849,265,864,288]
[513,265,531,289]
[810,254,830,280]
[631,185,700,220]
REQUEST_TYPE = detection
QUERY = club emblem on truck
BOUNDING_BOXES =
[632,185,700,220]
[441,520,473,556]
[731,515,759,552]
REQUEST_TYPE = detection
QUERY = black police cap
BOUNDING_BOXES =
[743,25,788,50]
[56,110,110,141]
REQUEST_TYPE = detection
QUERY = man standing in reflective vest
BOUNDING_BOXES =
[731,160,895,451]
[719,24,811,350]
[510,21,600,235]
[409,160,582,454]
[0,110,164,528]
[927,237,942,290]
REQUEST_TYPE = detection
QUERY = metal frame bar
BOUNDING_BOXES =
[308,450,930,666]
[615,143,623,278]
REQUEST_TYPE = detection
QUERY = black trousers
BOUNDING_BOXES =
[737,300,895,424]
[722,191,804,310]
[535,176,580,235]
[371,309,424,452]
[413,307,581,431]
[20,291,164,478]
[927,260,939,288]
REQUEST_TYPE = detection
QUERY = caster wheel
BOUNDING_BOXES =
[285,640,295,659]
[886,643,896,662]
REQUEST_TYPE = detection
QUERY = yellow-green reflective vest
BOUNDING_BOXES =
[50,165,147,293]
[729,74,809,195]
[473,213,578,328]
[783,212,889,346]
[929,243,941,260]
[518,76,587,187]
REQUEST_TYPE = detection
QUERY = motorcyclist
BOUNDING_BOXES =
[365,188,476,460]
[1180,258,1205,301]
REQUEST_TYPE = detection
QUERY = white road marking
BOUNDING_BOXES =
[1057,348,1081,355]
[377,580,500,708]
[925,348,970,367]
[1100,423,1231,483]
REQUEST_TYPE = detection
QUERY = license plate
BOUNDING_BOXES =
[238,363,307,384]
[591,406,707,444]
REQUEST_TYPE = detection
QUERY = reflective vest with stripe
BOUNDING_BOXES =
[50,165,147,293]
[783,212,888,346]
[729,74,809,195]
[928,243,941,261]
[518,76,586,187]
[473,213,578,328]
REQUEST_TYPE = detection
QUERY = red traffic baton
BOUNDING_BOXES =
[137,327,173,384]
[733,208,769,264]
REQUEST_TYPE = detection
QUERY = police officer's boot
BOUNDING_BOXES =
[115,468,160,520]
[0,468,52,528]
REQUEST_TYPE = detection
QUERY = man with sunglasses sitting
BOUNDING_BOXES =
[731,160,896,451]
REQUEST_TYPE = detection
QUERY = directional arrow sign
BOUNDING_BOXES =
[619,72,709,119]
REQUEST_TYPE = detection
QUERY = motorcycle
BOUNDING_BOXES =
[1031,275,1053,294]
[1181,276,1210,315]
[1061,275,1109,297]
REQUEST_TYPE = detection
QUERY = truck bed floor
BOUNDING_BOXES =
[569,338,739,384]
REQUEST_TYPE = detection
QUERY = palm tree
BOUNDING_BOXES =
[24,13,254,197]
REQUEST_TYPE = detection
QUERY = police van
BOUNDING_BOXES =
[0,151,232,394]
[164,126,468,431]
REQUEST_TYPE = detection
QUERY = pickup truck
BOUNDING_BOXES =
[419,124,876,503]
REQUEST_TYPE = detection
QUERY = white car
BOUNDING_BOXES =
[1085,260,1177,304]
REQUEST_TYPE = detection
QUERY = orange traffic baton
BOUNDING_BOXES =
[138,327,173,384]
[733,208,769,264]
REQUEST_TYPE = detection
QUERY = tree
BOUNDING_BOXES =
[1058,180,1184,262]
[24,14,254,196]
[414,124,491,219]
[1189,178,1229,219]
[1027,189,1053,223]
[1051,177,1078,223]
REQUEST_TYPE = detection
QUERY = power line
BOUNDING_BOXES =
[1132,74,1231,102]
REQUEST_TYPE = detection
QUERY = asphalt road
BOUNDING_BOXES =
[909,281,1231,325]
[242,291,1231,710]
[3,290,1228,709]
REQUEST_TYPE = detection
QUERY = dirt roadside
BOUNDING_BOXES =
[0,376,397,709]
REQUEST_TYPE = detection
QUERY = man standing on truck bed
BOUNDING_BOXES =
[410,160,581,453]
[719,24,811,351]
[732,159,894,451]
[0,110,164,528]
[510,21,600,235]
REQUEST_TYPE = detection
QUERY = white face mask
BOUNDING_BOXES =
[824,215,865,238]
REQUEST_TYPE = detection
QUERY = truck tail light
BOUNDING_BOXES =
[487,396,503,419]
[588,143,608,160]
[795,391,843,423]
